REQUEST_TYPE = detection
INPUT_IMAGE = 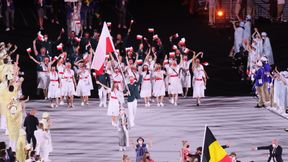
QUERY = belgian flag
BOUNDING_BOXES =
[201,126,232,162]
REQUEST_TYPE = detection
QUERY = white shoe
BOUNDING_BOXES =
[119,147,123,152]
[145,103,147,107]
[50,104,54,108]
[59,101,64,105]
[160,103,164,107]
[45,97,48,100]
[147,102,150,107]
[99,102,103,107]
[103,104,107,108]
[81,102,84,106]
[55,104,58,108]
[86,102,89,105]
[171,99,174,104]
[157,103,160,107]
[5,28,10,31]
[174,103,178,106]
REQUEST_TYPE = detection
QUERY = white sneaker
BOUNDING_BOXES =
[160,103,164,107]
[81,102,84,106]
[145,103,147,107]
[171,98,174,104]
[157,103,160,107]
[99,102,103,107]
[174,103,178,106]
[45,97,48,100]
[5,28,10,31]
[50,104,54,108]
[147,102,150,107]
[86,102,89,105]
[59,101,64,105]
[103,104,107,108]
[119,147,123,152]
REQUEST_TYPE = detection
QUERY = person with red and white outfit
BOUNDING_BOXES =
[192,59,207,106]
[76,63,92,106]
[107,83,124,127]
[152,64,166,107]
[140,64,152,107]
[62,62,76,108]
[48,66,60,108]
[165,59,183,106]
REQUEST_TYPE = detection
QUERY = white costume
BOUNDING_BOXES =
[262,36,274,65]
[48,71,60,99]
[193,66,206,98]
[152,70,166,97]
[76,69,93,97]
[180,60,192,88]
[112,73,124,91]
[166,65,183,95]
[62,69,75,96]
[107,90,124,116]
[37,63,49,90]
[234,25,244,53]
[34,129,50,161]
[71,5,81,35]
[140,71,152,98]
[243,18,251,43]
[57,64,65,96]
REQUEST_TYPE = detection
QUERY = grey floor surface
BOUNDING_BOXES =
[1,96,288,162]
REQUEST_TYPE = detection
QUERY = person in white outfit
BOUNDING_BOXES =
[62,62,76,108]
[40,112,53,161]
[180,55,192,97]
[34,122,50,161]
[152,63,166,107]
[57,58,66,105]
[232,21,244,55]
[192,59,207,106]
[165,59,183,106]
[76,63,92,106]
[243,15,252,44]
[261,32,274,65]
[107,83,124,127]
[48,66,61,108]
[140,64,152,107]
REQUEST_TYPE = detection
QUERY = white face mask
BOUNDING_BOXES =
[272,144,277,148]
[149,59,152,62]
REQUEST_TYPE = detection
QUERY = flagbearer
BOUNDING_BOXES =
[125,75,142,128]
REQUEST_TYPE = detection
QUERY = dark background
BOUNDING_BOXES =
[0,0,288,98]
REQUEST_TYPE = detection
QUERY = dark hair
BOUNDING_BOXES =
[137,137,144,143]
[0,142,6,150]
[0,149,6,157]
[196,147,202,151]
[8,85,14,92]
[3,58,9,64]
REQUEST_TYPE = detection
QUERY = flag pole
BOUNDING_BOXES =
[201,124,208,162]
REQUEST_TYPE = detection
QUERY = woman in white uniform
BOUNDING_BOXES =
[153,63,166,107]
[140,64,152,107]
[62,62,76,108]
[76,63,92,106]
[166,60,183,106]
[48,66,60,108]
[57,58,66,105]
[192,59,207,106]
[107,83,124,127]
[180,55,192,97]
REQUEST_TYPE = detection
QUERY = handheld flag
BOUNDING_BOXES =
[201,126,232,162]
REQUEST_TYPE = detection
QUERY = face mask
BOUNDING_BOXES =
[272,144,277,148]
[149,59,152,62]
[129,79,134,84]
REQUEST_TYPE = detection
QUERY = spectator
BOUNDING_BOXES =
[3,0,15,31]
[230,152,241,162]
[81,0,93,30]
[24,109,39,150]
[65,2,73,34]
[141,152,154,162]
[0,142,14,162]
[122,154,131,162]
[71,2,81,35]
[116,0,128,29]
[277,0,286,22]
[36,0,46,30]
[180,141,190,162]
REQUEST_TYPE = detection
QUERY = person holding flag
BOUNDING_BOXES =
[201,126,232,162]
